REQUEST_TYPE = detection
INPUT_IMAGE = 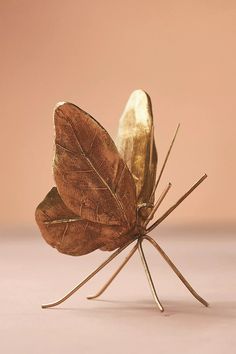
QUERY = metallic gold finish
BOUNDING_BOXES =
[151,124,180,199]
[116,90,157,213]
[41,239,136,309]
[144,182,172,227]
[83,176,208,308]
[144,235,208,307]
[85,234,208,309]
[87,242,139,300]
[41,171,208,310]
[147,174,208,233]
[38,91,208,312]
[138,238,164,312]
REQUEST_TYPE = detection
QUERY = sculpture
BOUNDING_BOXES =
[35,89,208,311]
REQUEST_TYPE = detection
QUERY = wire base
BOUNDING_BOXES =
[41,235,208,311]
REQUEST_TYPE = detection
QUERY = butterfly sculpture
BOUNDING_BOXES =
[35,89,208,312]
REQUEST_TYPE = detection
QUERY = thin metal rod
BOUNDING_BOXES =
[151,123,180,199]
[145,182,172,227]
[148,124,154,174]
[144,235,208,307]
[147,174,207,233]
[87,241,139,300]
[41,239,136,309]
[138,238,164,312]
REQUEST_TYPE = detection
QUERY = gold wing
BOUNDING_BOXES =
[116,90,157,224]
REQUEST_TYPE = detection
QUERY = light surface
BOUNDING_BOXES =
[1,227,235,353]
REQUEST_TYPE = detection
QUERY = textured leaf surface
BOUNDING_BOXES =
[116,90,157,207]
[53,102,136,228]
[35,188,137,256]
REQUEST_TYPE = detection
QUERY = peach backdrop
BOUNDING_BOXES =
[0,0,235,229]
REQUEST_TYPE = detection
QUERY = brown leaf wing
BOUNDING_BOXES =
[53,102,136,228]
[35,188,138,256]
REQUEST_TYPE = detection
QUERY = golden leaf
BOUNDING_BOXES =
[116,89,157,223]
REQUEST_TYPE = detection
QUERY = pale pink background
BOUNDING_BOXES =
[0,3,236,353]
[0,0,236,229]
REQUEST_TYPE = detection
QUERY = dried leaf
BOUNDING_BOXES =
[35,187,137,255]
[116,90,157,215]
[53,102,137,228]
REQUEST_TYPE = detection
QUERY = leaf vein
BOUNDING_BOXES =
[63,116,130,226]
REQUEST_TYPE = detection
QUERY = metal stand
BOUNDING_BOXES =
[42,234,208,311]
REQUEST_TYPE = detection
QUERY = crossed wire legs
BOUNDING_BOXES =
[42,235,208,311]
[87,236,208,311]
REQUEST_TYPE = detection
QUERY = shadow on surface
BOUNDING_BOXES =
[42,298,236,319]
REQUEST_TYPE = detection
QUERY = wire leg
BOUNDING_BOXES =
[41,239,136,309]
[144,182,172,227]
[147,174,207,233]
[150,123,180,199]
[138,238,164,312]
[87,241,139,300]
[144,235,208,307]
